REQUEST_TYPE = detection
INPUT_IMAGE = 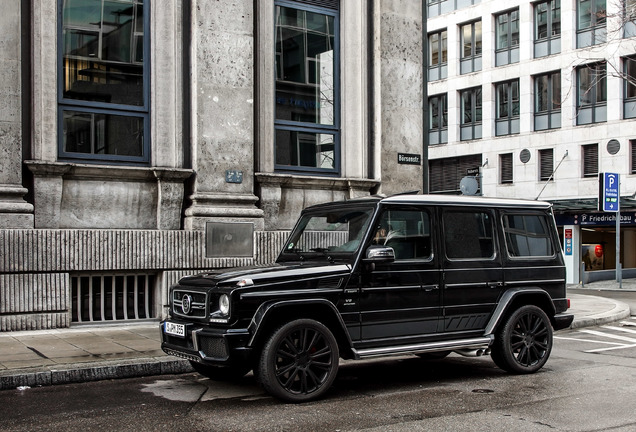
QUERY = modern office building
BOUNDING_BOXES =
[426,0,636,283]
[0,1,427,330]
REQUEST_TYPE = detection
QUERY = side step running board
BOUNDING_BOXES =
[352,336,493,360]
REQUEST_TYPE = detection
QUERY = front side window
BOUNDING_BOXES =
[275,2,339,174]
[495,9,519,66]
[577,62,607,125]
[577,0,607,47]
[59,0,149,164]
[443,210,494,260]
[460,21,482,74]
[534,71,561,130]
[504,214,554,257]
[373,210,432,261]
[624,56,636,119]
[428,30,448,81]
[460,87,482,141]
[534,0,561,57]
[429,93,448,145]
[495,80,520,136]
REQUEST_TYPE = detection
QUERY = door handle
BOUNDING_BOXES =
[486,282,501,289]
[422,284,440,292]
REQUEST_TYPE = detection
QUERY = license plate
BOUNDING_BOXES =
[164,321,185,337]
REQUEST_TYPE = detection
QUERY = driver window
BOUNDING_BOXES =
[373,210,432,260]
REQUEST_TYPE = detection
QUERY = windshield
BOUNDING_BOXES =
[279,207,375,261]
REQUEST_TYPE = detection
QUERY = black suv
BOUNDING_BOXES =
[161,194,573,402]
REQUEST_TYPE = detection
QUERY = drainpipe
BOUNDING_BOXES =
[367,0,376,188]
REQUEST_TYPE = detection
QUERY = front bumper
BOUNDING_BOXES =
[160,319,252,365]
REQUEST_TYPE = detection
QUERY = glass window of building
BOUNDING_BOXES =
[428,0,480,18]
[539,149,554,181]
[534,71,561,130]
[275,1,339,174]
[582,144,598,177]
[631,140,636,173]
[59,0,149,164]
[576,62,607,125]
[495,80,520,136]
[460,87,482,141]
[460,21,482,75]
[429,154,482,193]
[429,94,448,145]
[625,0,636,37]
[499,153,513,184]
[495,9,519,66]
[428,30,448,81]
[577,0,607,47]
[624,56,636,119]
[534,0,561,57]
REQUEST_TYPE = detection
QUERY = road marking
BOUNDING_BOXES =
[620,320,636,327]
[586,343,636,353]
[579,329,636,344]
[554,335,624,346]
[603,325,636,335]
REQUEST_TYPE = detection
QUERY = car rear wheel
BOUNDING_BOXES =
[491,305,553,374]
[257,319,339,403]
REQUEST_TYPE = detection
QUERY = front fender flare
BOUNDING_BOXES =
[247,298,354,349]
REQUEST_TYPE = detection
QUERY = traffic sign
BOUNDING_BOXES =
[599,172,619,212]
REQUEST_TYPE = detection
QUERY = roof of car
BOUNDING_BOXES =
[380,194,552,209]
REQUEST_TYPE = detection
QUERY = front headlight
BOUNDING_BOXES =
[219,294,230,316]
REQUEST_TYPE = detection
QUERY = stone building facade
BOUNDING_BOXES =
[0,1,427,330]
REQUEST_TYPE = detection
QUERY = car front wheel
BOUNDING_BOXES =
[257,319,339,403]
[491,305,553,374]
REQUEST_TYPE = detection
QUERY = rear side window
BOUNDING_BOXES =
[504,214,554,257]
[443,210,494,259]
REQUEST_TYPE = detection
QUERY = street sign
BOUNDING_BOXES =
[599,172,619,212]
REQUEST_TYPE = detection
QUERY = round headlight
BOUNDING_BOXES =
[219,294,230,315]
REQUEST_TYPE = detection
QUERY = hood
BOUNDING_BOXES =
[177,262,352,288]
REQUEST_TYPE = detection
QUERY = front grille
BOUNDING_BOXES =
[172,289,207,318]
[199,336,229,360]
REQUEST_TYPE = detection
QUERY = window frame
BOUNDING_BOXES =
[577,0,607,47]
[539,148,554,181]
[429,93,448,145]
[534,0,561,57]
[582,143,599,178]
[428,29,448,81]
[495,9,520,66]
[495,79,520,136]
[534,70,562,131]
[576,62,607,125]
[499,153,513,184]
[624,56,636,119]
[460,87,482,141]
[274,0,341,176]
[57,0,151,165]
[460,20,482,74]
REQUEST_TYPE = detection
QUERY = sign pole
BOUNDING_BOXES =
[600,173,622,288]
[616,179,622,288]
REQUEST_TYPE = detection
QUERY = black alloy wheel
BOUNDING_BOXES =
[491,305,553,374]
[257,319,339,403]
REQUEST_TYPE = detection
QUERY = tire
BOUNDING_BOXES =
[491,305,553,374]
[257,319,339,403]
[189,361,250,381]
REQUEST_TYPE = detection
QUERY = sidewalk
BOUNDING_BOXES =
[0,285,632,391]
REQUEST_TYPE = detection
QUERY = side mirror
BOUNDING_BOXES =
[364,245,395,262]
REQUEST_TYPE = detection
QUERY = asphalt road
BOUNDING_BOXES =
[2,318,636,432]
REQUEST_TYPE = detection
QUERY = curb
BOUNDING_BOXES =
[0,357,192,391]
[570,299,632,329]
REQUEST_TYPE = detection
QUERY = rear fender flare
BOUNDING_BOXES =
[485,287,556,335]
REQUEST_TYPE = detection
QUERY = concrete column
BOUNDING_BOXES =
[624,229,636,269]
[184,0,263,231]
[563,225,581,284]
[376,0,424,196]
[0,0,33,228]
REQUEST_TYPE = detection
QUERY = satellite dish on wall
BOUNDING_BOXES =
[460,176,479,196]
